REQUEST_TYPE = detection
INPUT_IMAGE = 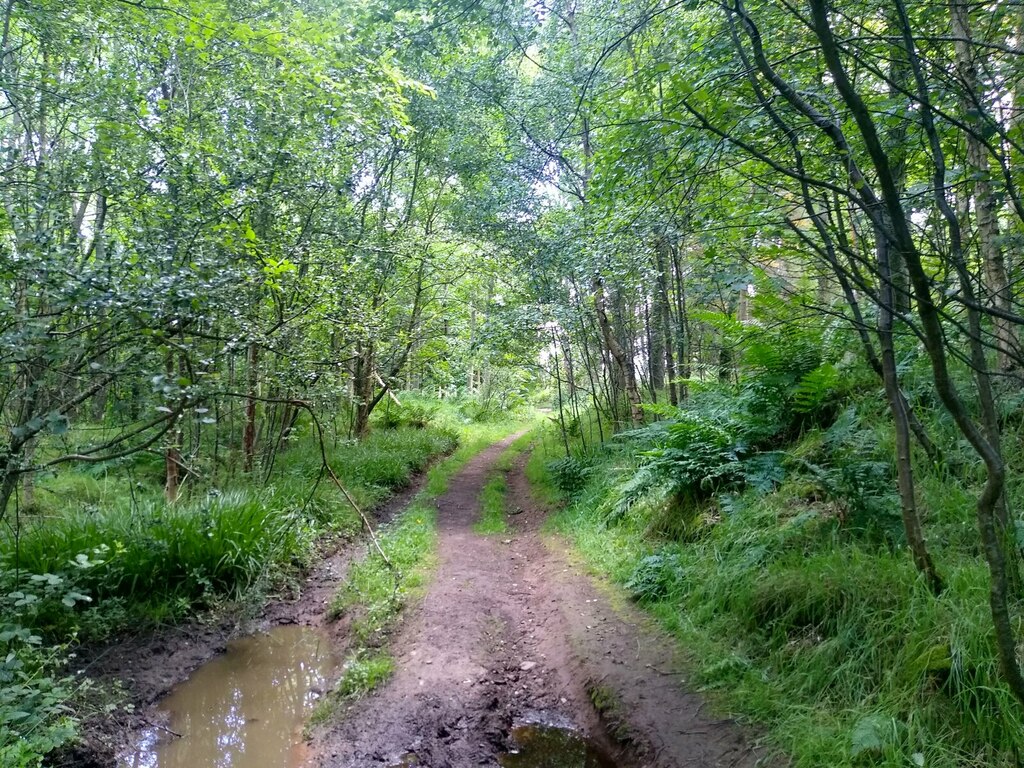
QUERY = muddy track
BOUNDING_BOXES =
[313,439,767,768]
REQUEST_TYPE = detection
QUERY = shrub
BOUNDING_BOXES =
[0,572,81,764]
[546,456,591,498]
[625,550,687,603]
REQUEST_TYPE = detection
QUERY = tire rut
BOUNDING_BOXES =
[313,436,770,768]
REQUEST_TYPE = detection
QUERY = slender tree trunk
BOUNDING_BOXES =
[551,329,571,456]
[353,341,375,437]
[809,0,1024,706]
[243,342,259,472]
[593,276,643,426]
[643,299,659,401]
[570,280,606,444]
[671,247,690,400]
[654,240,678,406]
[164,352,183,502]
[949,0,1019,377]
[878,235,943,594]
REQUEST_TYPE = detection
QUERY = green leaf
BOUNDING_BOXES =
[850,714,891,759]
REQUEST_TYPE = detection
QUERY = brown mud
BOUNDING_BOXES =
[311,442,767,768]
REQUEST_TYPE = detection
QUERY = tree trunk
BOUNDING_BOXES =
[243,342,259,472]
[593,276,643,426]
[654,240,678,406]
[878,234,943,594]
[671,247,690,400]
[353,341,375,437]
[949,0,1019,377]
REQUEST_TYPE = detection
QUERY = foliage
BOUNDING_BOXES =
[535,395,1024,766]
[8,0,1024,758]
[0,587,78,764]
[624,551,687,604]
[545,456,592,499]
[0,422,458,763]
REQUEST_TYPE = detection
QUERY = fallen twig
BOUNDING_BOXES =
[143,719,182,738]
[645,663,687,677]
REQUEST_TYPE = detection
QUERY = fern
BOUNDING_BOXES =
[792,363,840,414]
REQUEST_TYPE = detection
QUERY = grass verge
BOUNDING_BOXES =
[529,420,1024,768]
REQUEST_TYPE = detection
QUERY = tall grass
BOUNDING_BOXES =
[12,491,307,602]
[1,424,459,640]
[535,419,1024,767]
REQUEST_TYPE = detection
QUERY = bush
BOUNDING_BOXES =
[625,550,687,603]
[0,573,81,764]
[378,401,439,430]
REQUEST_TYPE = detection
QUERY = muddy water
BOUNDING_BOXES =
[121,626,336,768]
[499,723,620,768]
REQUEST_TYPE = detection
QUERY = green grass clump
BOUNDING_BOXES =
[307,651,394,729]
[474,433,535,534]
[13,490,307,602]
[335,652,394,697]
[475,472,509,534]
[329,500,437,639]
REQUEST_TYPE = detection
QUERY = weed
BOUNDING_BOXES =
[308,652,394,729]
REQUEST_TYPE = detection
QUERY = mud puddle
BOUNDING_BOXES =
[387,721,618,768]
[120,625,336,768]
[500,718,620,768]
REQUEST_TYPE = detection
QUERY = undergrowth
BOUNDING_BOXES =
[0,420,458,765]
[529,334,1024,767]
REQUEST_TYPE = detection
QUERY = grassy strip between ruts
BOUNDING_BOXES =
[473,431,535,535]
[310,420,528,727]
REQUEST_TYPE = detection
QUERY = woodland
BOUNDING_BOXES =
[3,0,1024,766]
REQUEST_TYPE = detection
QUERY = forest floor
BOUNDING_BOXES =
[311,437,764,768]
[63,472,432,767]
[70,435,766,767]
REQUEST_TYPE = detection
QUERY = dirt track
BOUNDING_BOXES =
[313,437,764,768]
[71,436,767,768]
